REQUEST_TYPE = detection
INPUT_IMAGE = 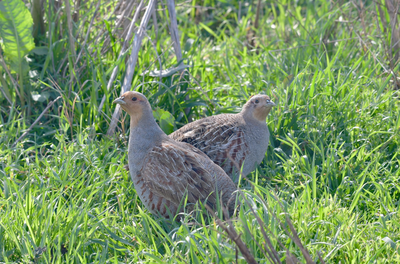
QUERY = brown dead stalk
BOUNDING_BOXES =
[204,204,258,264]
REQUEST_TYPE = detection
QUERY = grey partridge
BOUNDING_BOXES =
[113,91,237,218]
[170,94,275,181]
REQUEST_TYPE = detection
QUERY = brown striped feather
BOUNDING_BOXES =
[139,142,218,211]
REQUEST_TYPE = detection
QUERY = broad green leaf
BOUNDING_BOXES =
[0,0,35,72]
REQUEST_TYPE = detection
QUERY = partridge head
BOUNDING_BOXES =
[242,94,276,122]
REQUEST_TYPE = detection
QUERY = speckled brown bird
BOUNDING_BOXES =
[170,94,275,182]
[114,91,237,218]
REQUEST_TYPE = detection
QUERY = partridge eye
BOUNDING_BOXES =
[255,99,259,104]
[132,97,137,101]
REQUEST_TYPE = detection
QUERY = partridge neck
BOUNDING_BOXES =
[252,107,271,122]
[241,107,267,124]
[128,111,164,170]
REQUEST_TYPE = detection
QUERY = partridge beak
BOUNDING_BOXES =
[266,100,276,107]
[113,97,126,105]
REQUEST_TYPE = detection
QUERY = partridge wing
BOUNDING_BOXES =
[141,142,217,208]
[170,116,249,175]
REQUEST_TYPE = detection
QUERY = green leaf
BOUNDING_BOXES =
[31,47,48,55]
[0,0,35,72]
[152,108,175,134]
[184,38,195,52]
[382,237,397,251]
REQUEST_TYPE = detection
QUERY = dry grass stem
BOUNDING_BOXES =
[107,0,156,136]
[204,204,258,264]
[98,0,145,115]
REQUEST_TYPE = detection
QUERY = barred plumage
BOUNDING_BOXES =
[113,91,237,218]
[170,94,275,181]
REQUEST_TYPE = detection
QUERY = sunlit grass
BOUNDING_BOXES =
[1,0,400,262]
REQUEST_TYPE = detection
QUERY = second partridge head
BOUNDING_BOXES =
[242,94,276,122]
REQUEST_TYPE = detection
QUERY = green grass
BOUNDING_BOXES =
[1,0,400,262]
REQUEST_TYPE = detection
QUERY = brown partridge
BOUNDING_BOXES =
[170,94,275,182]
[113,91,237,218]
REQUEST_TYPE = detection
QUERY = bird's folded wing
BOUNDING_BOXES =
[170,118,249,173]
[170,118,238,154]
[141,142,217,207]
